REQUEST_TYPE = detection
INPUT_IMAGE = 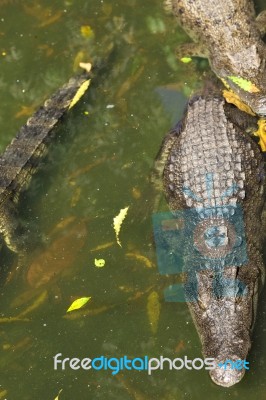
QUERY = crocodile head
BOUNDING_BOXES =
[186,263,260,387]
[210,43,266,117]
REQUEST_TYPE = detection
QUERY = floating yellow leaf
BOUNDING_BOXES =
[227,76,260,93]
[254,119,266,152]
[80,25,94,38]
[222,90,256,116]
[113,206,129,247]
[94,258,105,268]
[68,80,91,109]
[132,187,141,199]
[67,297,91,312]
[147,291,161,334]
[180,57,192,63]
[54,389,63,400]
[79,62,92,73]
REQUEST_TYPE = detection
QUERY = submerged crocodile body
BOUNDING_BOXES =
[167,0,266,116]
[0,72,90,255]
[156,93,265,387]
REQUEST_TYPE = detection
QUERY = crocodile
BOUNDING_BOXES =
[155,92,265,387]
[166,0,266,117]
[0,71,91,257]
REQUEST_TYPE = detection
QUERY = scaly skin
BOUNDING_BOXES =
[168,0,266,116]
[157,94,265,387]
[0,72,91,254]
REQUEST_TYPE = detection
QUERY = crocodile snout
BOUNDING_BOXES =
[210,356,246,387]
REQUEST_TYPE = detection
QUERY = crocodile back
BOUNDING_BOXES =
[0,74,89,203]
[163,95,264,215]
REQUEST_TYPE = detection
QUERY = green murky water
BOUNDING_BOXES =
[0,0,265,399]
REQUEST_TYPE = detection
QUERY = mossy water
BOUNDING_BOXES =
[0,0,265,399]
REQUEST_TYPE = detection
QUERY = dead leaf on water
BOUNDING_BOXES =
[0,316,29,323]
[126,252,154,268]
[116,66,144,99]
[48,216,77,236]
[0,390,7,399]
[80,25,94,38]
[102,2,112,16]
[175,339,185,353]
[64,304,115,320]
[27,220,87,288]
[37,44,54,57]
[23,4,62,27]
[113,206,129,247]
[15,105,36,119]
[147,291,161,334]
[17,290,48,318]
[68,157,107,180]
[38,11,62,27]
[4,336,32,353]
[89,241,115,252]
[132,187,141,199]
[70,187,81,207]
[11,287,43,308]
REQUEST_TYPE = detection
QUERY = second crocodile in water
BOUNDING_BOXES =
[166,0,266,117]
[155,93,265,387]
[0,72,91,257]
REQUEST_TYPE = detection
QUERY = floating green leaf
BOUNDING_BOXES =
[180,57,192,63]
[227,76,260,93]
[69,79,91,109]
[67,297,91,312]
[94,258,105,268]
